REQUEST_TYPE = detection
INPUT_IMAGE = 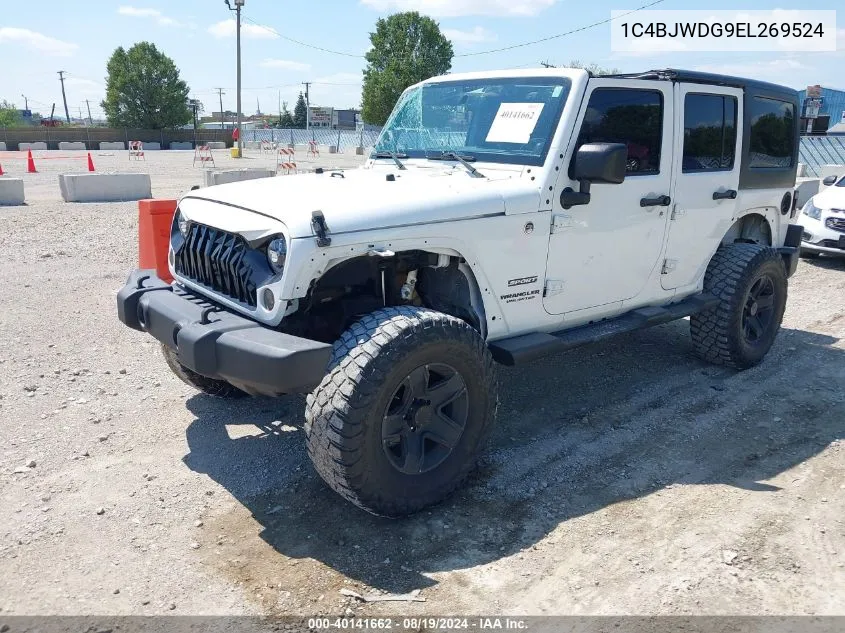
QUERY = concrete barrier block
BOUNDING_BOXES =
[19,142,47,151]
[142,142,162,150]
[59,173,152,202]
[0,142,6,151]
[58,142,87,150]
[203,168,276,187]
[794,178,820,209]
[0,178,25,205]
[100,142,125,150]
[169,142,193,150]
[206,142,226,150]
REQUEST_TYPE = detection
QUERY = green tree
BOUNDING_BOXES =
[567,60,620,76]
[361,11,453,126]
[0,100,21,127]
[279,101,295,128]
[101,42,192,129]
[293,93,307,129]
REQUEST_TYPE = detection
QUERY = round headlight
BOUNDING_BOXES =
[267,238,287,273]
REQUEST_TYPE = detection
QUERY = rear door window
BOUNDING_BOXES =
[682,94,738,172]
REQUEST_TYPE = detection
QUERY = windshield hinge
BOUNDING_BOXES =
[311,210,331,247]
[551,214,573,233]
[544,280,565,297]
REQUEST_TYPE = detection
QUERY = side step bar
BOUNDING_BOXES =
[488,293,720,366]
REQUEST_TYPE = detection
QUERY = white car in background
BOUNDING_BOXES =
[801,173,845,258]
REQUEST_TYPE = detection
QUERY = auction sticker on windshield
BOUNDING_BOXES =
[486,103,545,144]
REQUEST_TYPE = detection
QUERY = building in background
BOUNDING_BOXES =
[798,85,845,135]
[334,109,359,130]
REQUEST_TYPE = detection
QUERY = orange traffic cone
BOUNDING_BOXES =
[26,150,37,173]
[87,152,95,172]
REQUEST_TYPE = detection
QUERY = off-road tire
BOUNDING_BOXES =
[161,344,248,398]
[304,307,497,517]
[690,243,788,369]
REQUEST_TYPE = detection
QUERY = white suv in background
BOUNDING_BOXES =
[801,173,845,258]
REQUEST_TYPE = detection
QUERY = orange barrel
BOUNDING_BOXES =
[138,199,178,283]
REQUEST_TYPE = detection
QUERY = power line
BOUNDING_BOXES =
[239,1,665,62]
[242,17,365,58]
[455,0,666,57]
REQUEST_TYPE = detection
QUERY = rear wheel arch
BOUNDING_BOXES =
[721,211,774,247]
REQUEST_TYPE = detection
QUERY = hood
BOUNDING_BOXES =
[812,184,845,213]
[179,166,541,239]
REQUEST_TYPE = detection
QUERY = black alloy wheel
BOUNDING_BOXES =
[381,363,469,475]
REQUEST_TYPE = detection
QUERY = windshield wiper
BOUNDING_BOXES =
[372,151,407,170]
[426,151,484,178]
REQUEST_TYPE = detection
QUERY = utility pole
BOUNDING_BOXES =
[214,88,226,129]
[85,99,93,125]
[21,94,28,111]
[57,71,70,123]
[225,0,245,156]
[302,82,311,132]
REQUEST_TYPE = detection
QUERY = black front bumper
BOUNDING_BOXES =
[116,270,332,395]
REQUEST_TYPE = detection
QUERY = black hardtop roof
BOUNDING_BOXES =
[601,68,798,99]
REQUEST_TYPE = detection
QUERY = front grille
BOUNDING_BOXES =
[174,224,257,306]
[825,217,845,233]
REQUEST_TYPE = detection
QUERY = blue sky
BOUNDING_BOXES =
[1,0,842,120]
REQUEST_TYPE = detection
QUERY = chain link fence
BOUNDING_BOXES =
[244,128,382,150]
[799,136,845,177]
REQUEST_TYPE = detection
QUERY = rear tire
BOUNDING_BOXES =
[690,243,788,369]
[304,307,497,517]
[161,344,248,398]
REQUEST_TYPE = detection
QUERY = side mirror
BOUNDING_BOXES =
[822,175,839,186]
[573,142,628,184]
[561,142,627,209]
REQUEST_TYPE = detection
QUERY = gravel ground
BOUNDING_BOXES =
[0,150,843,617]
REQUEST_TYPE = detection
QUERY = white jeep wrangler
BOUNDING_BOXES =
[118,68,803,516]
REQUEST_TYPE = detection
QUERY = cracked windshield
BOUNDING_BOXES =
[373,78,571,166]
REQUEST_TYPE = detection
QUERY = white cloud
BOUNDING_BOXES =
[64,76,104,97]
[360,0,555,17]
[694,59,810,84]
[314,72,363,85]
[208,19,278,39]
[260,58,311,71]
[117,6,179,26]
[442,26,496,45]
[0,27,77,56]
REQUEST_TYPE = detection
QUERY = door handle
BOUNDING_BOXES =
[640,195,671,207]
[713,189,738,201]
